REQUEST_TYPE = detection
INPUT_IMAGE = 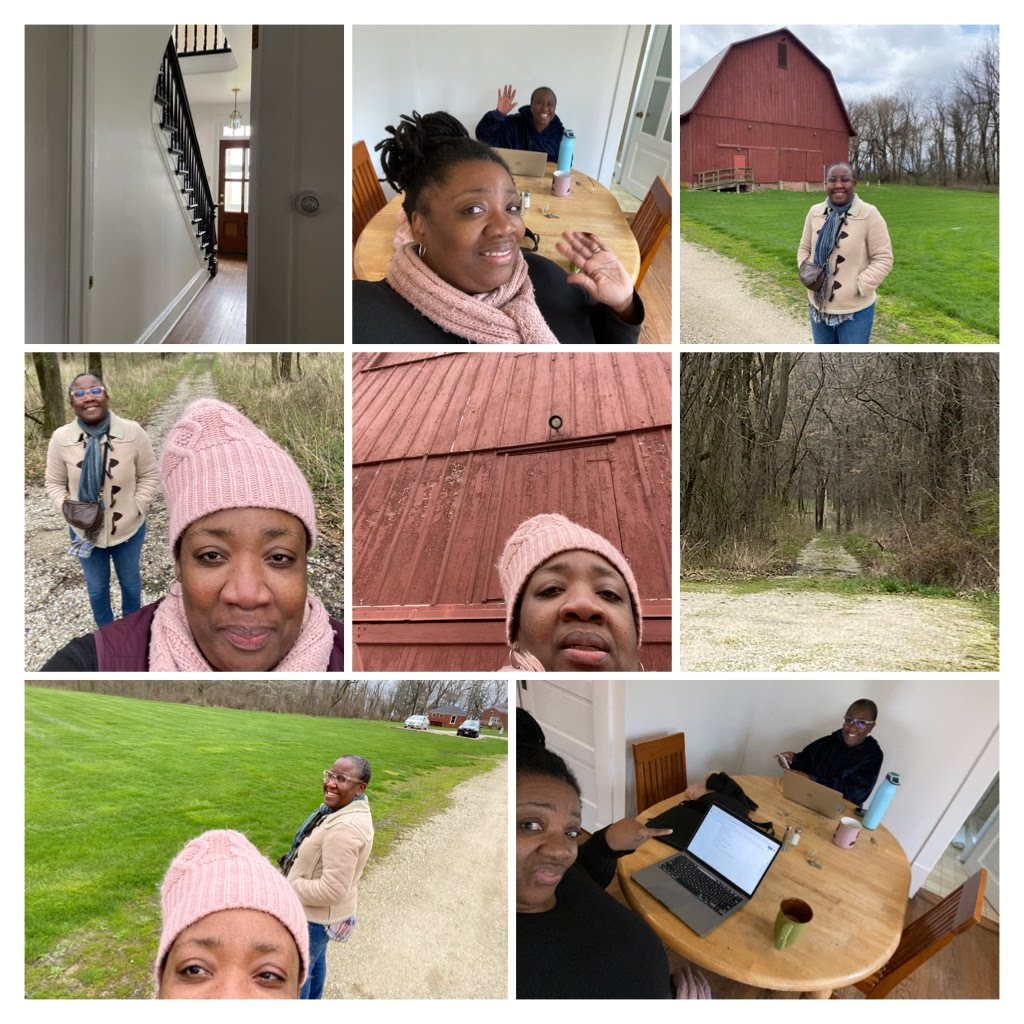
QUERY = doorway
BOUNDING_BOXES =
[218,139,250,255]
[618,25,672,200]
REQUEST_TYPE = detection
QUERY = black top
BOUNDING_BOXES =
[352,251,643,344]
[474,109,566,162]
[517,828,670,999]
[40,634,97,671]
[791,729,884,806]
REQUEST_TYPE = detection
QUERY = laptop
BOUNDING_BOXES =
[782,769,847,819]
[491,147,548,177]
[631,803,782,937]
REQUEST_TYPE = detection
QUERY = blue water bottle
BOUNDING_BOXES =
[863,771,900,830]
[557,130,575,172]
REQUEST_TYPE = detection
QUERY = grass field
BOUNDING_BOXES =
[680,185,998,344]
[24,687,506,999]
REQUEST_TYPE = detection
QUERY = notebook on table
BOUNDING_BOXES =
[492,147,548,177]
[782,769,847,818]
[631,803,782,937]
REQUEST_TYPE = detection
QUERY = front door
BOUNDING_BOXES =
[619,25,673,200]
[218,139,250,255]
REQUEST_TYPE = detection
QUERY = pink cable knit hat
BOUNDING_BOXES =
[497,513,642,646]
[156,829,309,987]
[161,399,317,553]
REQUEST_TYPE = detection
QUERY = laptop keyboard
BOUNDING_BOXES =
[658,855,744,915]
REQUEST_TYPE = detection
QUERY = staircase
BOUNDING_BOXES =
[155,38,218,276]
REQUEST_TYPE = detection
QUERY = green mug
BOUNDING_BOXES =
[773,897,813,950]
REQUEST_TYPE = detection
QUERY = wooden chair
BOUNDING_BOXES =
[853,868,988,998]
[629,176,671,287]
[632,733,687,814]
[352,140,386,249]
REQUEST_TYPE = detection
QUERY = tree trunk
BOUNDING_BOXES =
[33,352,65,435]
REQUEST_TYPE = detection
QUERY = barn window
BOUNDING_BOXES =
[778,42,788,69]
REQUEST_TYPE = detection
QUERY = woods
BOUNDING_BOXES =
[846,35,999,187]
[681,353,998,590]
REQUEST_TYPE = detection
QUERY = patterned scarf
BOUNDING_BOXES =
[811,197,854,311]
[280,793,368,877]
[148,585,336,671]
[386,243,558,344]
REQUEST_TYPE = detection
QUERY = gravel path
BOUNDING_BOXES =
[325,758,507,999]
[680,587,997,671]
[680,237,810,344]
[25,364,343,669]
[793,537,861,577]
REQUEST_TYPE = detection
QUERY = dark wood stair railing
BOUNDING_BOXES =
[156,38,218,276]
[174,24,231,57]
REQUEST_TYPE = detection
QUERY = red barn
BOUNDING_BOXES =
[680,28,854,190]
[352,352,672,672]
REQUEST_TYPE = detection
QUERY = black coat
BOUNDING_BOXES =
[352,251,642,344]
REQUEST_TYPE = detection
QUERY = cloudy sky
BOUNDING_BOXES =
[680,25,998,102]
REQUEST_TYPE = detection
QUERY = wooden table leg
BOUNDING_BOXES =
[804,989,833,999]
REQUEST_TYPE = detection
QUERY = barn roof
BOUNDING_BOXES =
[679,27,854,135]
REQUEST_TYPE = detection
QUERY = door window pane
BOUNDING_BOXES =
[643,80,669,136]
[224,179,242,212]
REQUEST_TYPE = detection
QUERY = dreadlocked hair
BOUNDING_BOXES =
[375,110,511,218]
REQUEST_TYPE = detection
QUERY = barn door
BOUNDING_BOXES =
[618,25,673,200]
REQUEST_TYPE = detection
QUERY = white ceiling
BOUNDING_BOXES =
[177,24,252,105]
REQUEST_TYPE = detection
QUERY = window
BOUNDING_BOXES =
[222,124,251,138]
[778,42,788,69]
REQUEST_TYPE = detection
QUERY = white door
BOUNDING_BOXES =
[962,809,999,912]
[517,680,624,834]
[619,25,673,200]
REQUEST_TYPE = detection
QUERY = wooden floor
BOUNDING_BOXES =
[609,883,998,999]
[164,254,247,344]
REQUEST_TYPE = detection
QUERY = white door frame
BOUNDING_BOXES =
[617,24,672,199]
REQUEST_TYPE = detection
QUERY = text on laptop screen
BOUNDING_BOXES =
[687,805,778,895]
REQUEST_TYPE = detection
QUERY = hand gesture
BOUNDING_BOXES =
[604,815,674,852]
[496,84,518,115]
[775,752,796,770]
[556,231,636,319]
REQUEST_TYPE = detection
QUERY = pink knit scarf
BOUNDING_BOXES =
[385,243,558,344]
[498,647,548,673]
[148,584,336,671]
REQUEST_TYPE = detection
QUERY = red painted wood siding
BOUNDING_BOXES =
[681,31,851,185]
[353,352,672,671]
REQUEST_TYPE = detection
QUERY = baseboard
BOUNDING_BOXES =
[134,268,209,345]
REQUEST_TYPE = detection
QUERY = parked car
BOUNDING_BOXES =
[404,715,430,731]
[457,719,481,738]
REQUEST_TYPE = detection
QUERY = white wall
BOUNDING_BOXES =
[90,26,206,343]
[352,25,643,192]
[620,679,998,893]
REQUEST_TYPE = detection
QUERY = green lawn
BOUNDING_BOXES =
[680,185,998,344]
[25,687,506,998]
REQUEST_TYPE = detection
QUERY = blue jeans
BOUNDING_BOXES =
[809,303,875,344]
[75,521,147,627]
[300,922,329,1000]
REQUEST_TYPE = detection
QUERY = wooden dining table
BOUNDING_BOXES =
[617,774,911,998]
[353,163,641,282]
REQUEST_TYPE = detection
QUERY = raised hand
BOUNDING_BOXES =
[604,815,674,852]
[496,84,518,115]
[555,231,637,319]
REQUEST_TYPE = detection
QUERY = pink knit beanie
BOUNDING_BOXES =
[497,513,642,646]
[156,829,309,987]
[161,399,317,553]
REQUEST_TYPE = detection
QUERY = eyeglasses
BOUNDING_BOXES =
[843,716,875,729]
[826,176,853,185]
[71,386,106,399]
[323,769,358,785]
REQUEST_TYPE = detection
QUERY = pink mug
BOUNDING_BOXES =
[552,170,572,196]
[833,816,862,849]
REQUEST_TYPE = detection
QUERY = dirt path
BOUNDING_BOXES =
[24,364,343,669]
[680,586,997,671]
[794,536,861,577]
[325,759,507,999]
[680,236,811,344]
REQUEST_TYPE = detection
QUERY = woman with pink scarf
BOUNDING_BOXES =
[353,111,643,344]
[41,399,343,672]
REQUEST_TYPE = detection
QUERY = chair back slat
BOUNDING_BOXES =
[353,141,387,248]
[629,176,672,287]
[633,733,686,813]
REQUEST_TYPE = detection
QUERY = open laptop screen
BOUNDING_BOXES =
[687,804,779,896]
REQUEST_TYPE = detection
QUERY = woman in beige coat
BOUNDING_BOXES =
[798,162,893,344]
[283,756,375,1000]
[44,372,159,626]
